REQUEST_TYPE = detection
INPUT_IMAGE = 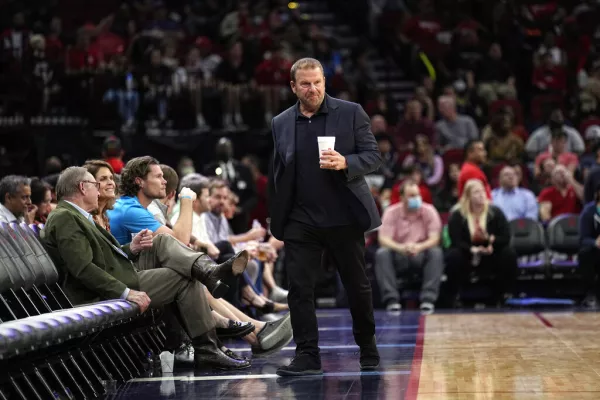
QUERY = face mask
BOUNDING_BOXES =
[407,196,422,210]
[596,205,600,214]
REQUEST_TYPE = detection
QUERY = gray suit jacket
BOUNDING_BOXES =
[268,94,382,239]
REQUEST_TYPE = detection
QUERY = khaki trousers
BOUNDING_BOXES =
[135,234,214,339]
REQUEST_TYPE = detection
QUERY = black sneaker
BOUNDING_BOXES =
[276,353,323,376]
[359,336,380,371]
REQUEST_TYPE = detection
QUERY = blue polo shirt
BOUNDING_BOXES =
[107,196,162,245]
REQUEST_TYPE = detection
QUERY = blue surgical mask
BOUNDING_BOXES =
[407,196,422,210]
[597,205,600,215]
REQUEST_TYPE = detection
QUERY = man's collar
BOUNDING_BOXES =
[295,97,328,119]
[0,203,19,222]
[64,200,94,223]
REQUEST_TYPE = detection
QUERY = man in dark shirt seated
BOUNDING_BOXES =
[578,184,600,308]
[41,166,251,370]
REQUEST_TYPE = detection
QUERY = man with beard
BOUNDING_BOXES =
[42,167,250,370]
[268,58,382,376]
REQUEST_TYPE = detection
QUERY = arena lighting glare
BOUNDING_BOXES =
[288,2,298,9]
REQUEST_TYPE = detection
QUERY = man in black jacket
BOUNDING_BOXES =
[203,138,258,234]
[578,184,600,307]
[269,58,382,376]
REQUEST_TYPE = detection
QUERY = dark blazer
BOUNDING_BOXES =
[40,201,140,305]
[447,204,511,253]
[268,94,382,239]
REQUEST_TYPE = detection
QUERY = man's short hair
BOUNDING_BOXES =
[160,164,179,196]
[187,179,210,198]
[209,179,228,195]
[0,175,30,205]
[399,179,418,196]
[55,167,90,201]
[119,156,160,197]
[178,173,206,193]
[290,57,324,82]
[464,139,483,158]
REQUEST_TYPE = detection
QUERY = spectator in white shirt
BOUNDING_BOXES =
[0,175,35,224]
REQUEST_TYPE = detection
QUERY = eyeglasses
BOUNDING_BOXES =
[80,180,101,190]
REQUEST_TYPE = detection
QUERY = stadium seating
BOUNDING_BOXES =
[0,223,166,399]
[510,218,547,272]
[547,214,580,270]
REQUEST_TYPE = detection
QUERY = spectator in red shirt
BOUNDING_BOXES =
[395,99,436,150]
[538,165,583,222]
[458,140,491,199]
[241,154,268,229]
[65,30,103,72]
[534,130,579,175]
[532,52,567,93]
[255,46,292,126]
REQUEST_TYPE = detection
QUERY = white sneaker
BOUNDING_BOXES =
[386,302,401,312]
[420,302,435,315]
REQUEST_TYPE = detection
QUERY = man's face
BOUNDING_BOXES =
[438,99,455,119]
[552,166,568,188]
[551,135,567,153]
[291,67,326,111]
[402,184,420,205]
[470,142,487,164]
[5,184,31,217]
[80,173,100,212]
[500,167,517,189]
[406,100,422,120]
[139,164,167,200]
[209,187,228,214]
[198,188,210,212]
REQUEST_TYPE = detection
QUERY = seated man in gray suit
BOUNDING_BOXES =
[41,167,250,370]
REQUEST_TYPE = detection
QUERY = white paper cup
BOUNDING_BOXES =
[317,136,335,156]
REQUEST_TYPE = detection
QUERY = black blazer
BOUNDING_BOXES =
[268,94,382,239]
[447,204,511,253]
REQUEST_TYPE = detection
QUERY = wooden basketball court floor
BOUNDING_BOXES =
[113,310,600,399]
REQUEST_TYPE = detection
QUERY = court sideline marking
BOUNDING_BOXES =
[404,315,426,400]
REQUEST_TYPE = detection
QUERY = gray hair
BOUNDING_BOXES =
[56,167,91,201]
[178,173,206,193]
[290,57,324,82]
[0,175,30,204]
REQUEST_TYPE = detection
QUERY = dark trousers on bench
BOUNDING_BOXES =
[579,247,600,297]
[444,246,518,303]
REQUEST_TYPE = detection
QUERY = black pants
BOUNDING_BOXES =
[213,240,243,307]
[579,247,600,295]
[283,220,376,357]
[444,246,518,303]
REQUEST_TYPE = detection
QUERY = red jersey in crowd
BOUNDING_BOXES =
[458,161,491,199]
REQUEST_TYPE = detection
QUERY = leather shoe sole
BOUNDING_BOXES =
[276,367,323,377]
[216,322,255,339]
[359,360,380,371]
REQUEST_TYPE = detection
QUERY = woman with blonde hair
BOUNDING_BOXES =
[444,179,517,306]
[82,159,117,231]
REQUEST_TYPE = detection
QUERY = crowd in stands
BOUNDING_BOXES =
[0,0,372,132]
[4,0,600,319]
